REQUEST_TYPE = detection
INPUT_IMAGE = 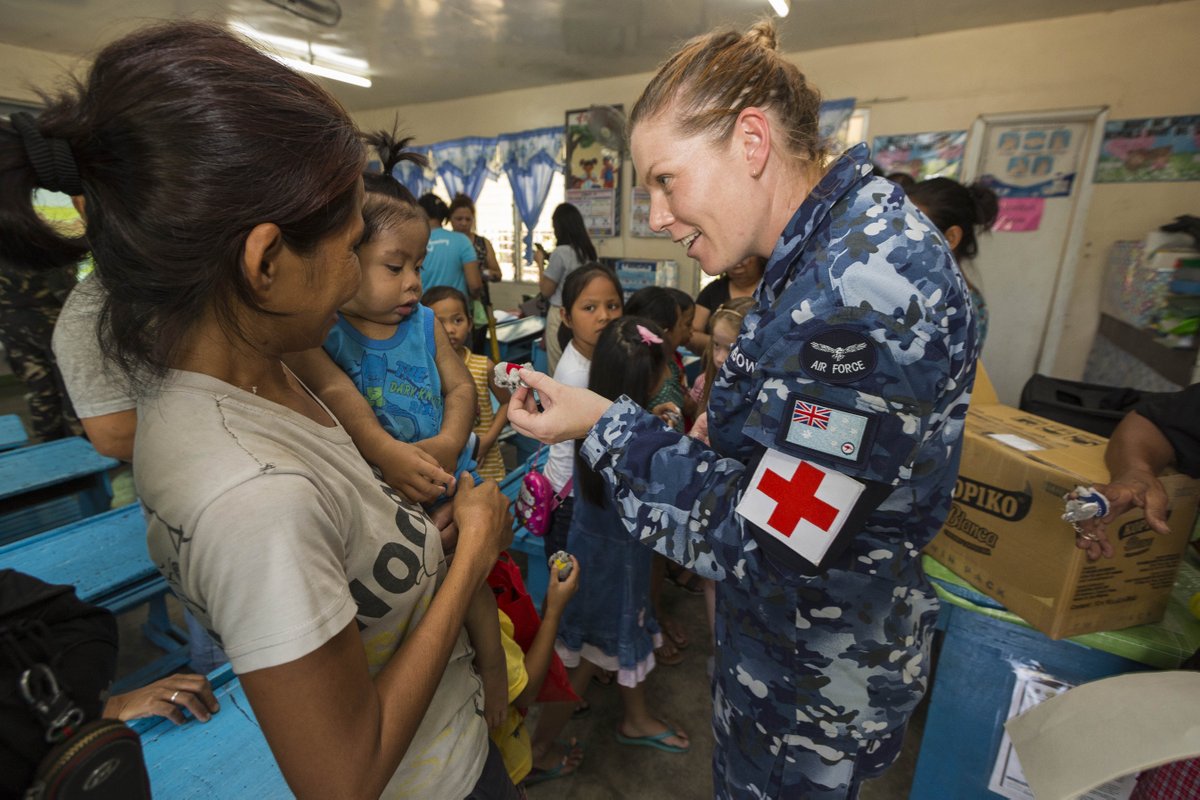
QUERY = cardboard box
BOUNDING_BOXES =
[925,403,1199,639]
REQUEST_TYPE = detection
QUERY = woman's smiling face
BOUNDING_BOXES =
[631,114,759,277]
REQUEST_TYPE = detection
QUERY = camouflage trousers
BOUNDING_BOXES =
[0,305,80,442]
[708,574,938,799]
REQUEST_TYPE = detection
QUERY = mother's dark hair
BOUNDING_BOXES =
[0,21,366,381]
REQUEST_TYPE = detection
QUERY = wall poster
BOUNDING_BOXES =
[565,106,623,238]
[978,122,1088,198]
[871,130,967,181]
[1095,115,1200,183]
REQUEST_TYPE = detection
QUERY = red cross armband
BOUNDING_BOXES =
[735,447,890,573]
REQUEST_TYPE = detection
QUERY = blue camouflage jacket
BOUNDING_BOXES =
[579,144,978,796]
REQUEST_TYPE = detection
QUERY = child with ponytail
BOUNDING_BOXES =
[554,316,690,755]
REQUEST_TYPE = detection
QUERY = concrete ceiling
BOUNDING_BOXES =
[0,0,1183,110]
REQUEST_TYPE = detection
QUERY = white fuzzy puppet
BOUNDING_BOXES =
[493,361,532,392]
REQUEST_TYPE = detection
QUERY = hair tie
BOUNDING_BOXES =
[636,324,662,346]
[11,112,84,196]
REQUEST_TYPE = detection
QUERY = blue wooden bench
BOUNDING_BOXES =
[0,414,29,451]
[498,448,550,607]
[0,436,118,543]
[133,664,290,798]
[0,504,189,692]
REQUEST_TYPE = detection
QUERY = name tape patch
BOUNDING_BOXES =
[801,327,876,384]
[725,344,757,378]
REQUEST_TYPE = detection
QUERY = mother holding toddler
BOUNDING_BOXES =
[1,22,517,799]
[511,20,979,800]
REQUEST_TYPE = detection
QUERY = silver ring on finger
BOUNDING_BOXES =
[169,690,180,704]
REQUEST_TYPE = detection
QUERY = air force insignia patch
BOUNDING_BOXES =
[801,327,876,384]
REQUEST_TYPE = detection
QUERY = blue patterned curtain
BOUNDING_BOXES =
[818,98,857,148]
[428,137,499,201]
[495,127,564,261]
[367,151,437,200]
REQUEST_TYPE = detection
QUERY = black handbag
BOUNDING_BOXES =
[0,570,150,800]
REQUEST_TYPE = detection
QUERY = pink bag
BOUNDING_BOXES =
[515,470,572,537]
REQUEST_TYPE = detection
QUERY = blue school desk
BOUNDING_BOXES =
[0,436,118,542]
[909,556,1200,799]
[0,504,191,691]
[0,414,29,451]
[495,314,545,365]
[134,665,290,799]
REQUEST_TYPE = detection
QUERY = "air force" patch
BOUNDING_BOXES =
[800,327,876,384]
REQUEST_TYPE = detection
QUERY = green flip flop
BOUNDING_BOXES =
[614,727,690,754]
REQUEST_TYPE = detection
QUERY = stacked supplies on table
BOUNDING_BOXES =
[1102,230,1199,347]
[1159,250,1200,347]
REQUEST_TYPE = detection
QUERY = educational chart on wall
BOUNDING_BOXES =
[978,122,1088,198]
[1095,115,1200,183]
[871,131,967,181]
[564,106,622,238]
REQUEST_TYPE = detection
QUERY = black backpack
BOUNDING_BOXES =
[0,570,150,800]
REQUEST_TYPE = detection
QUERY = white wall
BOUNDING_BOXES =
[357,0,1200,383]
[0,41,85,105]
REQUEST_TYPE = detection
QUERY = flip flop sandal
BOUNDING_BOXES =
[524,757,579,786]
[653,644,685,666]
[662,621,690,650]
[615,727,690,754]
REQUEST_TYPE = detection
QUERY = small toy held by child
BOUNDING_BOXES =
[423,285,510,483]
[548,550,575,581]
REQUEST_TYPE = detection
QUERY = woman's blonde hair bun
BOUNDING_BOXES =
[746,19,779,51]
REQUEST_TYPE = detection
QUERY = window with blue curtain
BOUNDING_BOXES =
[495,126,564,261]
[428,136,499,202]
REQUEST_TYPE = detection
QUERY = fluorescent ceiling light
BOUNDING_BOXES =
[270,54,372,88]
[229,20,371,87]
[768,0,790,17]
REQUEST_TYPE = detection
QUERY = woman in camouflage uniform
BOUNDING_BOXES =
[510,20,979,800]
